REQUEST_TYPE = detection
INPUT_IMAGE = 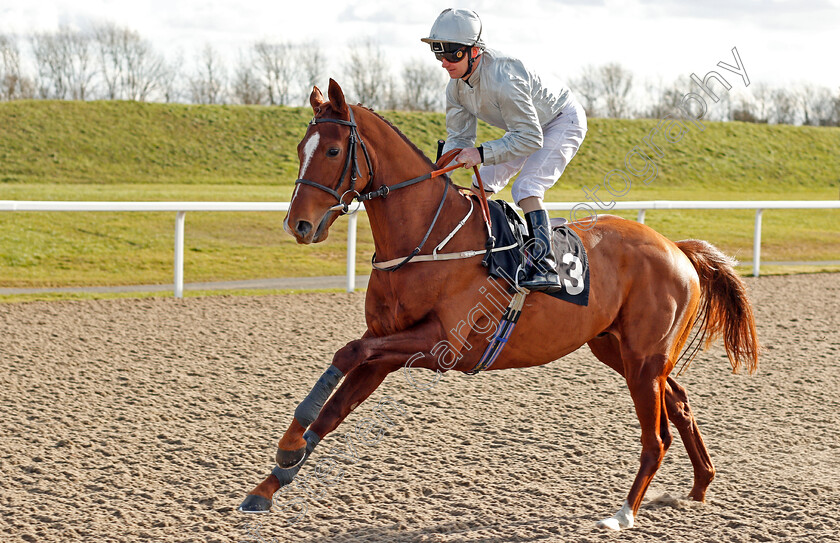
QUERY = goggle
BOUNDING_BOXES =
[430,42,469,63]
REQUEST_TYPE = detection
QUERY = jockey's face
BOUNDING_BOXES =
[440,47,479,80]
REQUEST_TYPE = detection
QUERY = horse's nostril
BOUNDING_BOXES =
[295,220,313,237]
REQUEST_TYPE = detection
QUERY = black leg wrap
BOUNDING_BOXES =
[237,431,321,513]
[275,427,322,467]
[271,430,321,486]
[294,365,343,428]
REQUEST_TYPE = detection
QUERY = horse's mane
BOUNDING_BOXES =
[354,105,436,168]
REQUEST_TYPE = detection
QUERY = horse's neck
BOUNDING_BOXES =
[361,118,469,261]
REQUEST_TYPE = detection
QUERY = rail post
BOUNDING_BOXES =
[346,213,357,292]
[174,211,186,297]
[753,209,763,277]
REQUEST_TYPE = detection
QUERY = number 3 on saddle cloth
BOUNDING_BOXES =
[485,200,590,306]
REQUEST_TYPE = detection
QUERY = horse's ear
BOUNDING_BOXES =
[310,86,326,112]
[327,78,348,115]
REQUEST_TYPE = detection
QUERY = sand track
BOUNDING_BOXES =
[1,273,839,542]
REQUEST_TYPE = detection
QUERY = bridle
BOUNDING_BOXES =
[294,105,495,271]
[294,106,374,215]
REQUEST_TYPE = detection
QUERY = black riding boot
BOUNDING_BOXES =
[520,210,562,292]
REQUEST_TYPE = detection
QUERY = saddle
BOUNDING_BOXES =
[484,199,590,307]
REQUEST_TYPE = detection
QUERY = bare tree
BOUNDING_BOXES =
[570,64,601,118]
[600,63,633,118]
[771,88,796,124]
[92,22,123,99]
[122,38,165,101]
[63,26,95,100]
[810,86,837,126]
[296,40,326,105]
[709,89,733,121]
[752,83,773,123]
[91,22,166,101]
[30,26,96,100]
[0,33,34,100]
[253,41,295,105]
[343,38,388,108]
[644,76,691,118]
[381,76,402,111]
[189,44,226,104]
[732,104,761,123]
[31,30,68,99]
[826,87,840,127]
[157,54,182,103]
[794,83,838,127]
[231,52,265,105]
[401,60,443,111]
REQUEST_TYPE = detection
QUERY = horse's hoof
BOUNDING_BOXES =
[595,517,623,531]
[596,500,634,531]
[237,494,272,513]
[276,446,306,468]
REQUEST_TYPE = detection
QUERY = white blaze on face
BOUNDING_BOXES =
[292,132,320,205]
[300,132,320,178]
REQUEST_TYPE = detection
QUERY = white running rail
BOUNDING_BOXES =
[2,200,838,297]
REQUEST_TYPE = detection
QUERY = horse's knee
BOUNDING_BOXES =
[667,396,695,431]
[332,339,370,374]
[666,379,694,429]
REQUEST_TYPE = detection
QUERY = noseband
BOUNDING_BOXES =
[295,107,374,215]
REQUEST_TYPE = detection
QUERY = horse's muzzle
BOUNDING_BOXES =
[294,220,313,240]
[284,216,317,244]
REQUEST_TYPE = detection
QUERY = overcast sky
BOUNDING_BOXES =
[2,0,839,94]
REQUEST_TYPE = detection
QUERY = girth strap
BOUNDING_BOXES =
[467,288,528,374]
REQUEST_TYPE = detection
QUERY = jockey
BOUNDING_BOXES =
[421,8,587,292]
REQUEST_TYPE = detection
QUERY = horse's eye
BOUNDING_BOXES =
[327,148,340,157]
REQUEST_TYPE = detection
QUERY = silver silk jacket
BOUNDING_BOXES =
[442,48,574,165]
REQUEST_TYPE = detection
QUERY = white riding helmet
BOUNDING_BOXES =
[420,8,485,49]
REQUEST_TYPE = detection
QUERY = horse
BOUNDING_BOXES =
[237,79,759,531]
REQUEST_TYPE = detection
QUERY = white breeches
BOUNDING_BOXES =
[476,100,587,204]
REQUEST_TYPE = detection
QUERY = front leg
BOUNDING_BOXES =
[238,319,446,512]
[277,319,445,467]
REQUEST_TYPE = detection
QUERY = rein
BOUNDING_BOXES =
[296,105,528,375]
[295,106,496,272]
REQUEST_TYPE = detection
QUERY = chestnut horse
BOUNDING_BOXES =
[238,79,758,531]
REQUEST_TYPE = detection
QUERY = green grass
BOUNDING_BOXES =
[0,287,347,304]
[1,100,838,292]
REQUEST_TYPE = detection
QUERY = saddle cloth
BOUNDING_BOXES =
[485,199,590,307]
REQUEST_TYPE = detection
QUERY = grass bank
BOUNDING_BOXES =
[1,100,838,291]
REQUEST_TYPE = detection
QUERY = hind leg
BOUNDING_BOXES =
[589,337,673,530]
[665,377,715,501]
[589,335,673,457]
